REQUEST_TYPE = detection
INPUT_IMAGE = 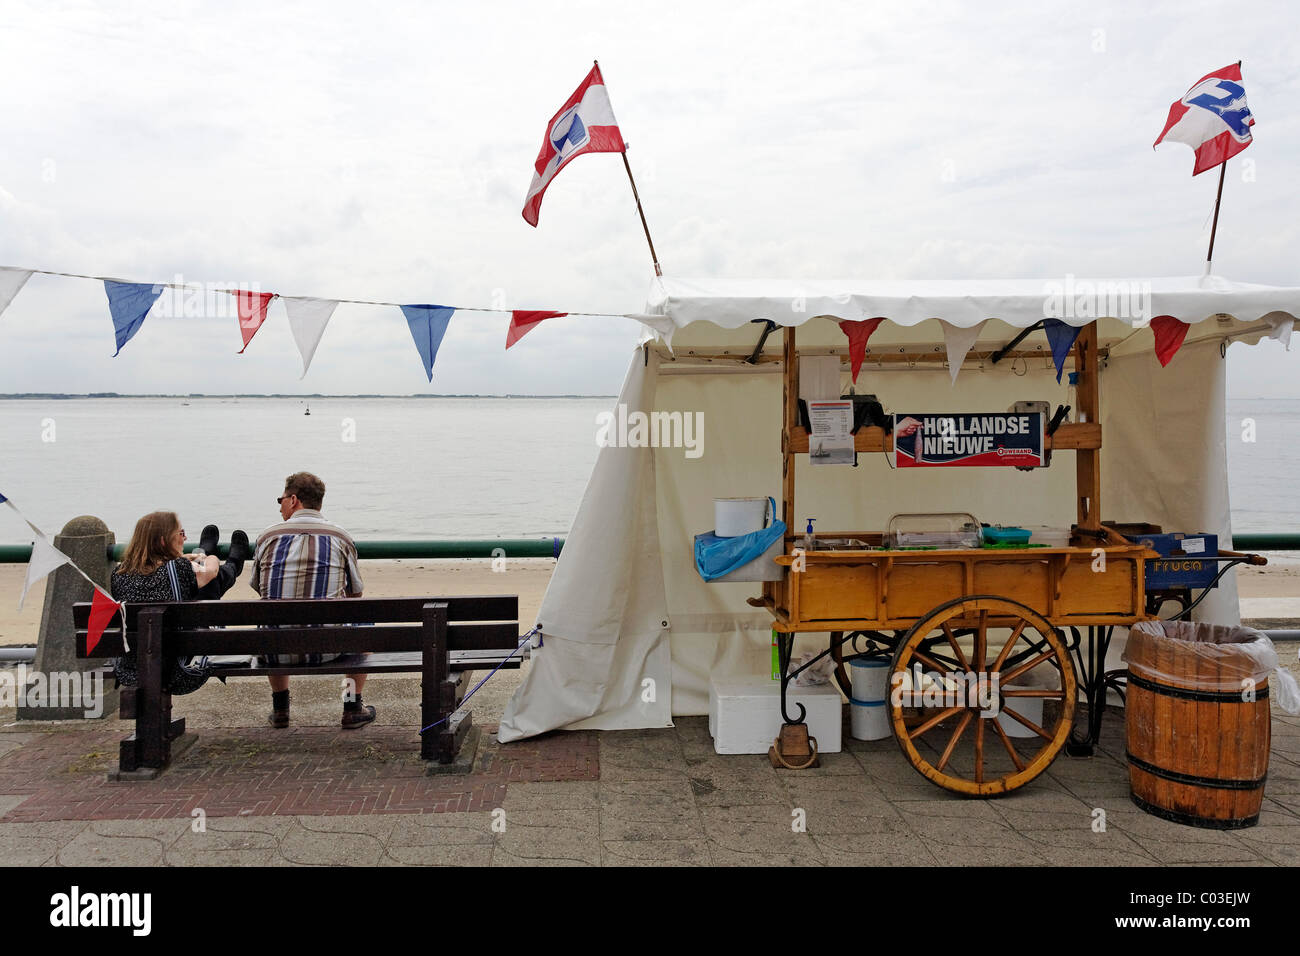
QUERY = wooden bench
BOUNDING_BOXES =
[73,596,524,775]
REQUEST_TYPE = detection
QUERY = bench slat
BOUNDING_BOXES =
[205,650,524,677]
[72,595,518,630]
[74,621,520,658]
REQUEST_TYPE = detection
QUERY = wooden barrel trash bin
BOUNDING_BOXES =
[1123,620,1275,829]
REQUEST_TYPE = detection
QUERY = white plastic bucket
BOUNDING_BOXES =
[849,658,891,741]
[715,497,772,538]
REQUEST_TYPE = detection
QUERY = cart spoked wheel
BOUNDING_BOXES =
[888,595,1076,796]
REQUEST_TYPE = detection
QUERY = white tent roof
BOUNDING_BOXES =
[644,274,1300,342]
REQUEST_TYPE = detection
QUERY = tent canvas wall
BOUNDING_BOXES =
[499,275,1298,741]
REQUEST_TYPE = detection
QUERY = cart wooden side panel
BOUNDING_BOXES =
[769,545,1150,631]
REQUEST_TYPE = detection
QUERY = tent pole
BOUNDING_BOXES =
[1073,321,1101,531]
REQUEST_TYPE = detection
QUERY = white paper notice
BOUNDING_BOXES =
[1181,537,1206,554]
[809,400,855,465]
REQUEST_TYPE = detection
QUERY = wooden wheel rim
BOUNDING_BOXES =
[888,595,1076,797]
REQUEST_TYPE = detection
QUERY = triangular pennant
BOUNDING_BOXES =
[506,310,567,350]
[398,305,456,382]
[282,296,340,377]
[1151,315,1190,367]
[86,587,121,656]
[0,267,32,319]
[19,534,71,611]
[1042,319,1084,382]
[939,320,988,384]
[232,290,275,353]
[1268,316,1294,352]
[103,280,163,356]
[838,318,885,384]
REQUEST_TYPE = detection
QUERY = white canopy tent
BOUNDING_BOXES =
[499,274,1299,741]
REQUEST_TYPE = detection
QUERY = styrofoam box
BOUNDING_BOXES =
[708,675,842,755]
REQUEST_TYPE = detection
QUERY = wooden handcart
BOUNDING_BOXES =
[752,321,1156,796]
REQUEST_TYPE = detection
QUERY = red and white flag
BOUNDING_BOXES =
[1154,63,1255,176]
[522,64,625,227]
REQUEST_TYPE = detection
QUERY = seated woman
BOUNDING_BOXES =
[110,511,248,694]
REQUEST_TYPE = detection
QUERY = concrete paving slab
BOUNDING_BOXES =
[502,781,600,810]
[0,820,87,865]
[601,839,712,866]
[812,832,939,867]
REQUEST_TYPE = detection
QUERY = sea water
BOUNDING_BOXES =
[0,396,1294,546]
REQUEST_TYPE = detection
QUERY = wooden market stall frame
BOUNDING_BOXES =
[750,320,1157,797]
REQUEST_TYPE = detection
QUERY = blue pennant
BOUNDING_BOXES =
[399,305,455,382]
[103,281,163,356]
[1042,319,1083,383]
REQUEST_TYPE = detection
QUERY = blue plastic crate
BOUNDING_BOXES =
[1133,532,1219,589]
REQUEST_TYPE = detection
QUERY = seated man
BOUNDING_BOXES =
[250,471,375,729]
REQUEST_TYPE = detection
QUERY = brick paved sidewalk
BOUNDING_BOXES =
[2,706,1300,866]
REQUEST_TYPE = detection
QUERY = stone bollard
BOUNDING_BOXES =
[17,515,119,720]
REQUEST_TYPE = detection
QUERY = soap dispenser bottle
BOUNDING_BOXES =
[804,518,816,552]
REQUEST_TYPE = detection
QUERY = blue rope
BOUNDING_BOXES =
[419,625,540,734]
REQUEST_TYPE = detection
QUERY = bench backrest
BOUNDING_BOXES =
[73,596,519,659]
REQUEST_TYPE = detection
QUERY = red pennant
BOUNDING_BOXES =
[838,318,885,383]
[1150,315,1190,367]
[86,588,121,656]
[232,291,275,353]
[506,310,567,350]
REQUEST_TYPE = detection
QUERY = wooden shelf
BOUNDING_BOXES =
[786,421,1101,455]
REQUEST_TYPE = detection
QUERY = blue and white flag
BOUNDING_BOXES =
[103,280,163,356]
[399,305,455,382]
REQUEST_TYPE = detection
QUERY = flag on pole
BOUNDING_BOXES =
[522,64,626,227]
[399,305,455,381]
[1154,63,1255,176]
[506,311,567,350]
[0,267,32,320]
[103,280,163,356]
[282,296,340,377]
[232,290,275,353]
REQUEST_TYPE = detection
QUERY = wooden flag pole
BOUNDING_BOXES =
[1205,161,1227,269]
[593,60,662,277]
[621,150,662,277]
[1205,59,1242,273]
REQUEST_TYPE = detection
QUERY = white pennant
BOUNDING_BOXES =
[0,268,32,319]
[282,296,339,378]
[19,531,71,611]
[940,319,989,384]
[1269,316,1294,352]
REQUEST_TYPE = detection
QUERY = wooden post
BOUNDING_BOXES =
[1073,322,1101,530]
[782,325,797,533]
[137,607,168,769]
[420,601,449,761]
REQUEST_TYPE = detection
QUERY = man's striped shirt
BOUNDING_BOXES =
[251,509,363,599]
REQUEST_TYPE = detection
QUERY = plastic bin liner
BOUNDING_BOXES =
[1123,620,1300,714]
[694,521,787,582]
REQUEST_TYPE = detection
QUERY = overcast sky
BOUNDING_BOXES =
[0,0,1296,396]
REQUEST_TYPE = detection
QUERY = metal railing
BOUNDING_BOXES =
[1,533,1297,564]
[0,537,566,563]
